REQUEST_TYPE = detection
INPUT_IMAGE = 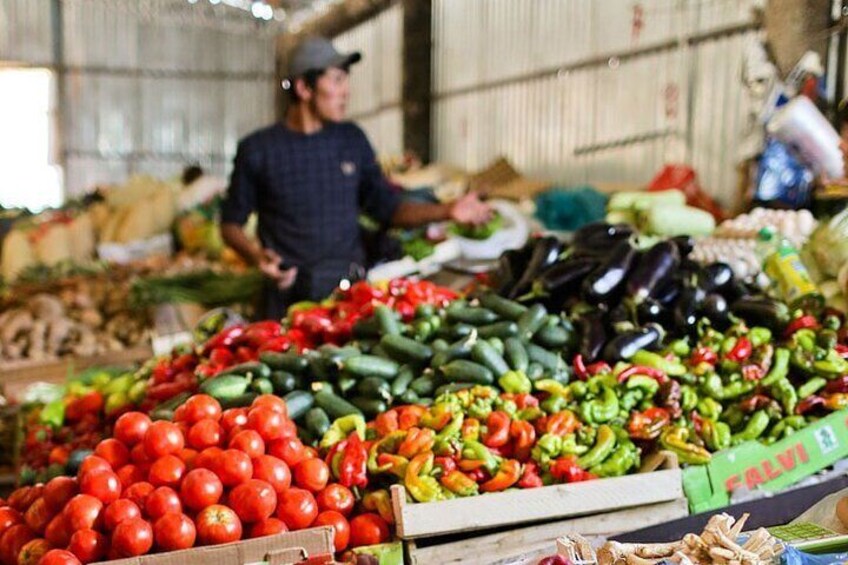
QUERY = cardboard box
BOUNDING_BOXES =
[683,408,848,514]
[93,527,334,565]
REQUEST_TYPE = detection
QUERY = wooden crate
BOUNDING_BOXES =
[406,498,689,565]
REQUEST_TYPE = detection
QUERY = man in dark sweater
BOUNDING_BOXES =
[221,37,490,319]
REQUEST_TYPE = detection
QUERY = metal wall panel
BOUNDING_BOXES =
[432,0,760,208]
[0,0,54,65]
[335,2,403,156]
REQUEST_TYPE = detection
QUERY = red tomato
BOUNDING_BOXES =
[147,455,186,488]
[63,495,103,532]
[221,408,248,432]
[251,455,291,495]
[250,395,288,417]
[77,457,111,479]
[143,421,184,460]
[303,447,319,460]
[115,465,145,489]
[94,439,130,470]
[194,447,224,472]
[177,448,198,469]
[173,405,187,423]
[111,518,153,557]
[267,438,307,468]
[315,484,354,516]
[121,483,153,510]
[44,514,70,548]
[8,487,40,513]
[48,447,70,467]
[80,470,121,505]
[17,537,49,565]
[275,488,317,531]
[179,469,223,512]
[314,510,350,552]
[216,450,253,487]
[0,524,34,565]
[228,480,277,524]
[38,549,81,565]
[349,513,390,547]
[196,505,242,545]
[130,443,151,465]
[181,395,222,424]
[279,419,298,440]
[229,430,265,459]
[248,517,287,539]
[293,459,329,493]
[103,499,141,532]
[23,498,51,535]
[68,528,108,564]
[0,507,21,535]
[144,487,181,522]
[187,419,223,451]
[43,478,78,513]
[153,513,196,552]
[246,407,285,442]
[113,413,151,447]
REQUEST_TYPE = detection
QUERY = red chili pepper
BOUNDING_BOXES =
[825,376,848,394]
[586,361,611,375]
[172,353,198,373]
[518,461,543,489]
[482,411,511,448]
[145,381,189,402]
[616,366,668,384]
[434,456,457,474]
[241,321,282,347]
[726,336,753,363]
[784,315,819,338]
[573,354,589,381]
[257,336,293,353]
[836,345,848,359]
[550,456,596,483]
[235,346,258,363]
[509,420,536,462]
[338,433,368,489]
[690,346,718,366]
[742,364,765,381]
[796,396,826,415]
[465,467,489,483]
[739,394,773,413]
[209,347,234,367]
[202,325,245,355]
[627,407,670,441]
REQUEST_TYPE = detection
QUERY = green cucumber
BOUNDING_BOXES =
[353,317,380,338]
[410,375,438,397]
[431,339,449,352]
[505,338,529,372]
[319,345,361,365]
[435,383,475,397]
[478,293,528,321]
[380,334,433,364]
[337,377,358,394]
[526,343,565,373]
[446,306,499,326]
[216,362,271,380]
[259,352,308,374]
[534,325,571,349]
[200,375,249,399]
[477,321,519,339]
[219,392,258,409]
[270,371,299,394]
[314,390,363,418]
[517,304,548,340]
[251,378,274,395]
[526,362,544,381]
[308,354,335,380]
[415,304,436,319]
[391,366,415,396]
[341,355,400,379]
[487,337,505,355]
[399,389,420,404]
[357,376,392,400]
[471,340,510,377]
[374,305,401,336]
[441,360,494,385]
[297,426,316,445]
[350,397,388,419]
[283,390,315,420]
[304,407,331,438]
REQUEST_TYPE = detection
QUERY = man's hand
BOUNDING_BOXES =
[450,192,492,225]
[258,248,298,290]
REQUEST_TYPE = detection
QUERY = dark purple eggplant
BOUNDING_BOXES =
[602,324,663,361]
[670,235,695,257]
[571,223,634,249]
[625,241,680,303]
[577,310,607,362]
[673,285,706,335]
[609,303,636,334]
[701,293,730,330]
[535,258,598,296]
[722,280,752,303]
[653,279,682,306]
[581,240,637,303]
[637,299,668,326]
[507,236,564,299]
[699,262,734,293]
[730,297,791,332]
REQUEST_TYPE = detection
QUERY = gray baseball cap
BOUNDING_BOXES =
[288,37,361,79]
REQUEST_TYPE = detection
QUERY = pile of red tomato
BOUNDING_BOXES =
[0,394,390,565]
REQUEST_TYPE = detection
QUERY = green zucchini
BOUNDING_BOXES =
[441,360,494,385]
[270,371,299,395]
[477,321,519,339]
[526,362,544,381]
[526,343,566,373]
[534,325,571,349]
[410,375,438,397]
[319,345,361,365]
[399,389,420,404]
[437,323,474,340]
[341,355,400,379]
[471,340,510,377]
[216,361,271,380]
[337,377,358,394]
[259,352,308,374]
[478,293,528,321]
[374,305,401,336]
[200,375,249,399]
[517,304,548,340]
[505,338,529,372]
[250,377,274,395]
[487,337,505,355]
[219,392,258,409]
[283,390,315,420]
[431,339,449,353]
[353,317,380,338]
[415,304,436,319]
[304,407,331,438]
[314,390,363,419]
[380,334,433,364]
[446,305,499,326]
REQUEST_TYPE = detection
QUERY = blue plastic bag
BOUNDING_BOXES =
[780,542,848,565]
[754,138,815,208]
[534,186,608,232]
